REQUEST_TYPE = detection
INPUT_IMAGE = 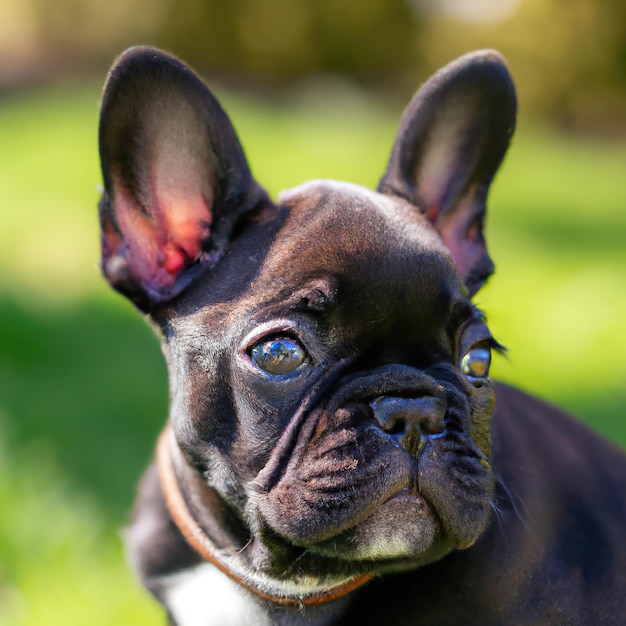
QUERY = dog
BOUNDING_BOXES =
[97,46,626,625]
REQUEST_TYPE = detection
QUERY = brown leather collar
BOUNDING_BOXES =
[156,426,372,607]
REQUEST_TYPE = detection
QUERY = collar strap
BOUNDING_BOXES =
[156,426,372,607]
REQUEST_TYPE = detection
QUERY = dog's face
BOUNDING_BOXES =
[98,48,516,580]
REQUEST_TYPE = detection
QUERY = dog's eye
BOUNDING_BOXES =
[460,348,491,380]
[250,336,306,376]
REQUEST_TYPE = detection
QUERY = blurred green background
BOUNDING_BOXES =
[0,1,624,624]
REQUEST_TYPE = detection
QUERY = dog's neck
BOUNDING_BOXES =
[157,427,372,608]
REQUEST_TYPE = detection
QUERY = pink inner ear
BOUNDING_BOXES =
[159,185,212,276]
[111,174,212,294]
[432,184,484,282]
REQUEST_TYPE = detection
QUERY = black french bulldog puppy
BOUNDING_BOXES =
[97,47,626,625]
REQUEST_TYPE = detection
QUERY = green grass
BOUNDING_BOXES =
[0,83,624,625]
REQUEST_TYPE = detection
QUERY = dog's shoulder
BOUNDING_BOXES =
[492,381,626,496]
[489,382,626,622]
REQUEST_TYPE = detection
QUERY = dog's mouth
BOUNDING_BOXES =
[249,366,495,569]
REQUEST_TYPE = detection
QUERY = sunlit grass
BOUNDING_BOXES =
[0,87,103,304]
[0,422,162,625]
[0,83,624,625]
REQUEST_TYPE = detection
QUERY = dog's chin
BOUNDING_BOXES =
[303,489,451,569]
[250,400,494,572]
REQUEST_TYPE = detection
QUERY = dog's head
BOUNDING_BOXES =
[99,48,515,581]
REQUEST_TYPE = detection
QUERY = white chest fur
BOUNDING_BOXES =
[164,563,272,626]
[161,562,347,626]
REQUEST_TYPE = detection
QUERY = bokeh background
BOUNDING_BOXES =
[1,1,625,623]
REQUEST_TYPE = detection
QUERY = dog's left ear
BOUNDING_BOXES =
[379,50,517,296]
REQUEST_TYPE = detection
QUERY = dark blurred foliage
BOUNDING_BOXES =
[157,0,422,90]
[1,0,625,131]
[418,0,626,134]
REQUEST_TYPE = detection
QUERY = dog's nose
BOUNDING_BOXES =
[369,395,446,438]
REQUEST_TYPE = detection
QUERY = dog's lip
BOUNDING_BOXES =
[383,485,423,505]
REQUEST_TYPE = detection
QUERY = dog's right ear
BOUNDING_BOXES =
[98,46,268,312]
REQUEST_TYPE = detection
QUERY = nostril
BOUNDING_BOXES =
[416,397,447,434]
[385,417,405,436]
[370,395,446,436]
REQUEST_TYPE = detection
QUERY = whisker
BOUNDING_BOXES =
[493,472,534,533]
